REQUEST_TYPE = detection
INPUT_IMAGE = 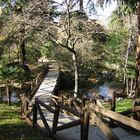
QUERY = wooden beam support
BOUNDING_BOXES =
[52,105,60,134]
[58,104,81,117]
[33,104,37,126]
[54,119,81,132]
[36,102,52,137]
[81,110,89,140]
[36,98,55,113]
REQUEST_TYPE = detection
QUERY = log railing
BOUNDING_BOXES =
[32,98,82,138]
[21,94,33,124]
[21,94,140,140]
[82,101,140,140]
[21,66,140,140]
[29,66,48,100]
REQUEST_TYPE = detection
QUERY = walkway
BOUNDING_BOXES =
[31,63,140,140]
[32,63,59,104]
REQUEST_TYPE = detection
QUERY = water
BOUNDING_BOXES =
[1,92,19,103]
[99,83,112,99]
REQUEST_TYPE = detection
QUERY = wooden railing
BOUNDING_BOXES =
[21,66,140,140]
[21,64,48,123]
[29,66,48,100]
[21,93,140,140]
[32,98,82,137]
[21,94,33,124]
[81,100,140,140]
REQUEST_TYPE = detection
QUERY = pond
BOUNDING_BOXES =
[84,82,124,101]
[1,92,19,103]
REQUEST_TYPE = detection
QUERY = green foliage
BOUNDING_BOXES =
[0,103,46,140]
[0,65,26,83]
[41,40,55,57]
[105,18,135,81]
[0,0,27,15]
[104,99,132,112]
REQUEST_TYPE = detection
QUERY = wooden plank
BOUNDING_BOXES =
[110,92,116,127]
[58,104,81,117]
[82,110,89,140]
[54,119,81,132]
[89,104,140,131]
[25,97,32,104]
[120,106,140,115]
[36,102,52,137]
[90,112,119,140]
[80,114,84,140]
[36,98,55,113]
[52,105,60,134]
[25,109,32,116]
[132,106,140,112]
[33,104,37,126]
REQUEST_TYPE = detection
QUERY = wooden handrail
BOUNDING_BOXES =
[90,112,119,140]
[89,103,140,131]
[58,104,81,117]
[54,119,81,132]
[35,98,55,113]
[120,106,140,115]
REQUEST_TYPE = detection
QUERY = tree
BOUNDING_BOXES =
[49,0,107,97]
[87,0,140,97]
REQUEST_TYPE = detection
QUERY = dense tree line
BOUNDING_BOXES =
[0,0,139,103]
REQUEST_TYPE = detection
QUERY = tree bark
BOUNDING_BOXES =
[6,80,11,106]
[135,3,140,98]
[20,23,26,64]
[79,0,83,12]
[20,40,26,64]
[123,34,131,84]
[72,53,79,97]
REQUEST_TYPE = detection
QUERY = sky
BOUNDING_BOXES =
[92,1,117,25]
[54,0,117,25]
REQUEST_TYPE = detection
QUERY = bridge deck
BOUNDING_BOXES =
[31,63,140,140]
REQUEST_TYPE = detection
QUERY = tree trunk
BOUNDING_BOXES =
[123,34,131,84]
[135,3,140,98]
[72,53,79,97]
[8,46,11,63]
[20,23,26,64]
[20,40,26,64]
[6,80,11,106]
[79,0,83,12]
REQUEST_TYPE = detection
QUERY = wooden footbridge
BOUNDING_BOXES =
[21,63,140,140]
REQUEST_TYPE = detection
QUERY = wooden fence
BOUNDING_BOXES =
[21,67,140,140]
[21,92,140,140]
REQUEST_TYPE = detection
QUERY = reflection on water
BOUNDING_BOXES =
[85,82,124,101]
[99,83,112,99]
[1,92,19,103]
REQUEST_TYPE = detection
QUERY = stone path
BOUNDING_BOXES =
[31,63,140,140]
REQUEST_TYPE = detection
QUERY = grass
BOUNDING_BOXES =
[0,103,46,140]
[115,99,133,112]
[104,99,133,112]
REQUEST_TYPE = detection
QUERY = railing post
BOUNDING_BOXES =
[80,113,84,140]
[52,104,60,135]
[80,98,89,140]
[21,94,24,116]
[111,92,116,112]
[82,110,89,140]
[80,98,85,140]
[110,92,116,127]
[33,102,37,127]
